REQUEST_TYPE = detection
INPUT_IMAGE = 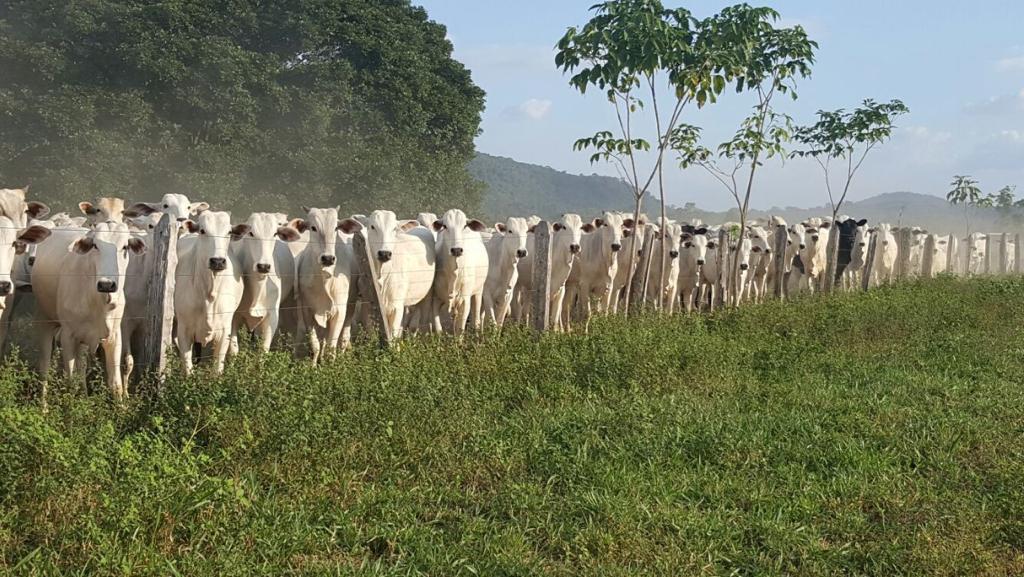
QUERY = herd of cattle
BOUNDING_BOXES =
[0,186,1009,403]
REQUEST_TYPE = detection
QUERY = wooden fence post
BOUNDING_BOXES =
[1015,233,1022,274]
[715,228,729,309]
[772,224,787,300]
[138,213,177,386]
[945,235,957,276]
[629,224,655,311]
[896,228,912,281]
[861,233,878,291]
[920,234,936,279]
[530,221,552,332]
[821,222,840,294]
[352,232,390,348]
[999,233,1008,275]
[963,236,973,277]
[984,234,993,275]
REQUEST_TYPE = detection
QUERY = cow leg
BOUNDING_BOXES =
[0,296,13,358]
[177,325,194,376]
[211,330,231,375]
[35,322,58,409]
[101,334,124,402]
[431,297,444,334]
[229,313,242,356]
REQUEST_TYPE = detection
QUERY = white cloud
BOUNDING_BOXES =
[996,55,1024,73]
[513,98,552,121]
[963,130,1024,170]
[456,44,555,75]
[964,89,1024,116]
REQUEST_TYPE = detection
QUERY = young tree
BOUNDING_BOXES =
[556,0,729,312]
[946,175,984,237]
[791,99,909,290]
[792,99,909,220]
[671,5,816,304]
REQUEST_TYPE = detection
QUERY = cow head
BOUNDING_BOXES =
[582,211,628,254]
[70,221,145,302]
[747,225,771,257]
[496,217,530,260]
[239,212,300,276]
[681,225,710,266]
[552,213,585,258]
[125,194,208,223]
[290,207,340,269]
[0,216,51,303]
[732,237,753,271]
[0,187,49,229]
[183,211,243,273]
[348,210,419,263]
[126,212,163,232]
[79,197,125,225]
[433,209,485,259]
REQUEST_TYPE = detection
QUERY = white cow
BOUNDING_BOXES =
[291,207,355,362]
[231,213,301,352]
[0,186,49,228]
[0,218,52,355]
[610,213,646,313]
[647,219,683,314]
[698,230,725,311]
[125,193,209,223]
[799,221,830,293]
[564,212,629,330]
[678,225,709,313]
[120,212,166,384]
[869,224,898,286]
[175,211,248,374]
[549,214,585,332]
[746,225,772,303]
[342,210,435,340]
[32,222,144,403]
[431,209,489,336]
[482,217,529,328]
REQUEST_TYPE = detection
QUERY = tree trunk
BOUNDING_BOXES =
[621,194,643,317]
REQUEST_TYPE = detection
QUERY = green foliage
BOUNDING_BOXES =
[4,279,1024,574]
[947,175,983,206]
[0,0,485,216]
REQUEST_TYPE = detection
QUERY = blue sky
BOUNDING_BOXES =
[418,0,1024,210]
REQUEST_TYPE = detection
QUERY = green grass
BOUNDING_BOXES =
[2,277,1024,576]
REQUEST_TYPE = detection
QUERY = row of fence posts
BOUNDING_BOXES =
[136,216,1024,379]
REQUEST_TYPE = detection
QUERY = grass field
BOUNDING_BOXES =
[2,277,1024,576]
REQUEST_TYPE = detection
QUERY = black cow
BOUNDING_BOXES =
[833,218,868,280]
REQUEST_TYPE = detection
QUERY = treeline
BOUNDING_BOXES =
[0,0,485,216]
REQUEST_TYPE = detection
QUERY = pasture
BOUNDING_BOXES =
[3,276,1023,576]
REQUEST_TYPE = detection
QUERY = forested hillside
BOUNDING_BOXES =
[0,1,485,215]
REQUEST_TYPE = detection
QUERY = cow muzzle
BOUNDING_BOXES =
[27,256,35,267]
[0,281,11,296]
[669,250,679,259]
[319,255,336,267]
[516,249,528,258]
[611,243,622,252]
[450,247,464,257]
[811,236,819,242]
[377,250,392,263]
[696,259,705,266]
[256,263,272,274]
[569,244,581,254]
[739,263,749,271]
[97,279,118,293]
[799,244,806,250]
[208,257,227,271]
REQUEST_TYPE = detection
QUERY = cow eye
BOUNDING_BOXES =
[148,224,154,229]
[370,225,376,230]
[248,231,254,237]
[163,204,169,209]
[310,226,317,232]
[199,229,206,235]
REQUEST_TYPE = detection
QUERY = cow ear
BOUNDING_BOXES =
[399,220,419,232]
[857,219,868,226]
[707,241,717,249]
[17,225,52,246]
[127,236,147,255]
[276,226,301,242]
[623,228,632,237]
[622,218,635,229]
[79,201,97,216]
[72,237,95,254]
[27,201,50,220]
[183,220,200,234]
[681,233,692,241]
[527,225,536,233]
[288,218,308,233]
[495,223,507,233]
[189,202,210,215]
[819,221,830,229]
[695,227,708,235]
[594,218,606,228]
[123,202,157,218]
[337,218,362,234]
[431,219,444,232]
[466,219,486,232]
[581,223,595,233]
[553,223,564,232]
[230,223,251,241]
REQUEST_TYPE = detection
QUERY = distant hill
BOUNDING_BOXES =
[472,153,1021,235]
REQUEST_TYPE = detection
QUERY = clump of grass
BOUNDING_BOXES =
[2,277,1024,575]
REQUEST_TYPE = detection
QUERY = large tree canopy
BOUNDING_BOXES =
[0,0,485,215]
